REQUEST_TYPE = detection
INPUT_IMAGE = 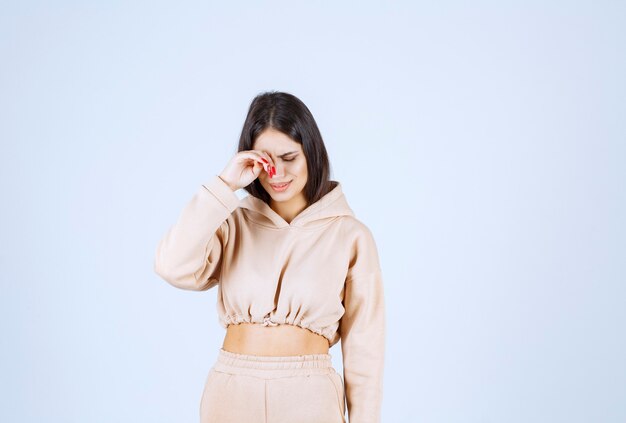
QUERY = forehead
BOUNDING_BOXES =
[253,128,302,154]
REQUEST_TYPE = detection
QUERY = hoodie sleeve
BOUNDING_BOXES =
[154,175,240,291]
[339,225,386,423]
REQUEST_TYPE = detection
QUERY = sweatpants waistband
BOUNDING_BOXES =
[213,348,336,378]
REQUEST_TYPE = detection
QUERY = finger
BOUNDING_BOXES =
[261,151,275,169]
[251,161,262,176]
[251,150,276,176]
[251,150,276,167]
[239,151,271,173]
[261,152,276,175]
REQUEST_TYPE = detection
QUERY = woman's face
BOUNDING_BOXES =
[252,127,308,204]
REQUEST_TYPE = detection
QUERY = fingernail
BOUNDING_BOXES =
[261,158,268,163]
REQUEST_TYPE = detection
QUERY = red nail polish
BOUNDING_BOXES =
[261,158,268,163]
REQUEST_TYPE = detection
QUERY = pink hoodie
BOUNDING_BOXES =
[154,174,386,423]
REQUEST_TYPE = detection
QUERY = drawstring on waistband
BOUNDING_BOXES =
[262,315,279,326]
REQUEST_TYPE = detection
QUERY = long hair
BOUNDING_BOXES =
[237,91,334,206]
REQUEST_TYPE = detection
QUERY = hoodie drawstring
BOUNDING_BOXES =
[262,314,279,327]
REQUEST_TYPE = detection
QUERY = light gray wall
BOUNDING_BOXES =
[1,1,624,422]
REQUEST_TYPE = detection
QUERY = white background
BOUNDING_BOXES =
[1,1,624,422]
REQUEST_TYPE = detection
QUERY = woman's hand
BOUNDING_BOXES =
[219,150,276,191]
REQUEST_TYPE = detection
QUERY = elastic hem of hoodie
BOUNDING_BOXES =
[212,348,336,379]
[220,313,337,346]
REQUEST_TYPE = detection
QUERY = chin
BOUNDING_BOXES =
[269,194,294,202]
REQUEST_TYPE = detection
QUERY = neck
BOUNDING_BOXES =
[270,193,308,224]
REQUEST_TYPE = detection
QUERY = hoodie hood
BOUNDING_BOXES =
[237,180,355,229]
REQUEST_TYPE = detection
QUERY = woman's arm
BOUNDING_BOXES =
[340,225,386,423]
[154,175,240,291]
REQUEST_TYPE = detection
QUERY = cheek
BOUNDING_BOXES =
[293,160,307,176]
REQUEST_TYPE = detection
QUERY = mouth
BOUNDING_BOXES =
[269,180,292,192]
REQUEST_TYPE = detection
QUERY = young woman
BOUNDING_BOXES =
[154,91,386,423]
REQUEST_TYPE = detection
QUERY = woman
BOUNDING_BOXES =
[154,91,386,423]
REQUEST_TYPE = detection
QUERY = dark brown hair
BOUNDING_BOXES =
[238,91,334,206]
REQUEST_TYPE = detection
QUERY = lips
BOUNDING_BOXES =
[269,181,291,191]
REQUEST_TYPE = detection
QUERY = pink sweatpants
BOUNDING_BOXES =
[199,348,346,423]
